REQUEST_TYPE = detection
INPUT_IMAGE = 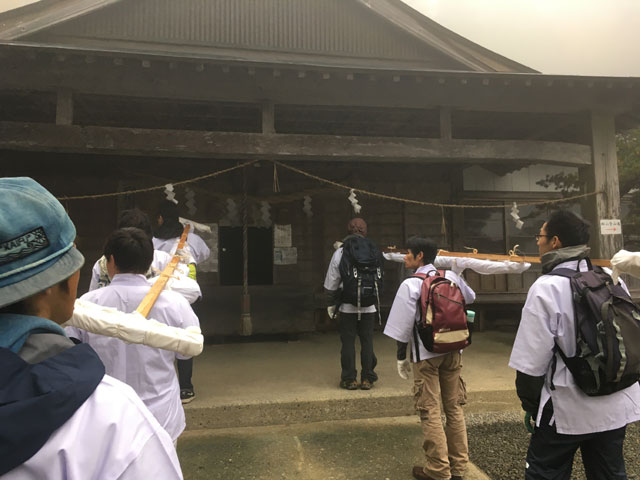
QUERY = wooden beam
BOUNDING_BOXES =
[0,121,592,166]
[55,88,74,125]
[586,112,623,258]
[1,56,637,114]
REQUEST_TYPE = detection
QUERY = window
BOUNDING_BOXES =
[462,201,582,256]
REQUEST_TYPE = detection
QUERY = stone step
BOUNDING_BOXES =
[185,389,520,430]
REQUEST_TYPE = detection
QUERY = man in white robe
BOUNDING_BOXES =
[0,177,182,479]
[153,200,210,403]
[66,227,200,442]
[510,210,640,479]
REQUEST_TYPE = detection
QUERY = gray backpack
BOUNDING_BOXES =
[549,259,640,396]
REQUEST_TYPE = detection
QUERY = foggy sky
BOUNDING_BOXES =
[404,0,640,77]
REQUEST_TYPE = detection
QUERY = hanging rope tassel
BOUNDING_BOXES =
[273,163,280,193]
[440,206,448,245]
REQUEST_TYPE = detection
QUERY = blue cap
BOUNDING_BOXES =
[0,177,84,308]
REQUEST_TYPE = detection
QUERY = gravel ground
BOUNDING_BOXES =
[467,411,640,480]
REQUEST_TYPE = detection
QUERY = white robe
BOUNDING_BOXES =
[89,250,202,304]
[66,273,200,441]
[2,375,183,480]
[153,232,210,265]
[509,259,640,434]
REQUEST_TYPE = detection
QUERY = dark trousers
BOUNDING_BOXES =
[525,403,628,480]
[339,312,378,383]
[177,358,193,391]
[178,297,201,391]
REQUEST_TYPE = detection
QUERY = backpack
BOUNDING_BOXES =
[548,259,640,396]
[338,236,384,309]
[413,270,469,354]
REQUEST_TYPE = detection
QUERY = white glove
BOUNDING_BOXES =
[175,248,196,266]
[397,359,411,380]
[327,305,337,319]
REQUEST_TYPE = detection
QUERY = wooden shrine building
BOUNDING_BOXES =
[1,0,639,334]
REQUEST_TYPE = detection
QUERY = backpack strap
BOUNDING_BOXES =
[412,325,422,363]
[545,267,577,393]
[410,273,428,362]
[549,344,569,391]
[546,268,578,279]
[374,275,382,325]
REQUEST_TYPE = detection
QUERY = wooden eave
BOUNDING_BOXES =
[0,41,636,94]
[0,0,120,40]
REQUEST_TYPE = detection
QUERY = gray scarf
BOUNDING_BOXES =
[540,245,590,274]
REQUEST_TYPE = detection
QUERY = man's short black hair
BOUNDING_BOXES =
[406,236,438,265]
[157,200,180,223]
[118,209,153,238]
[545,210,590,247]
[103,227,153,274]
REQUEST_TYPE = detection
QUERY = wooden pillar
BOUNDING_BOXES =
[584,111,623,259]
[440,107,452,140]
[262,101,275,134]
[56,88,74,125]
[451,167,465,251]
[240,166,252,336]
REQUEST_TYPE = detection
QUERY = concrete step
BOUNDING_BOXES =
[185,389,521,430]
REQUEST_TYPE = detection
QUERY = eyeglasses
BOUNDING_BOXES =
[534,234,553,240]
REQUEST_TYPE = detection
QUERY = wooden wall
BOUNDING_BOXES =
[1,150,458,335]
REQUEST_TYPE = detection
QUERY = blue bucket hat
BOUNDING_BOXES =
[0,177,84,308]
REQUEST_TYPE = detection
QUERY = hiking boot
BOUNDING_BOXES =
[360,379,373,390]
[339,380,359,390]
[181,389,196,404]
[412,466,438,480]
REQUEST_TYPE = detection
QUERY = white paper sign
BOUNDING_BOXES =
[274,247,297,265]
[274,224,292,247]
[196,223,219,272]
[600,219,622,235]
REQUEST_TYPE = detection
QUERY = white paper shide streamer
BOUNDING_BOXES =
[260,201,272,227]
[164,183,178,204]
[224,198,240,226]
[185,187,197,215]
[510,202,524,230]
[348,189,361,214]
[303,195,313,218]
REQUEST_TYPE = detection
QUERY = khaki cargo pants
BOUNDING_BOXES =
[413,351,468,480]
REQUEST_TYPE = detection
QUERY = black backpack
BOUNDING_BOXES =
[548,259,640,396]
[338,235,384,309]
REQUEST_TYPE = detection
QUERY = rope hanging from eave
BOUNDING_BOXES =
[55,159,602,209]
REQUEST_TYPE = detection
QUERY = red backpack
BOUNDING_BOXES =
[413,270,470,353]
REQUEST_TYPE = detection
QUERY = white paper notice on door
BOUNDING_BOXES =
[274,247,297,265]
[274,224,292,247]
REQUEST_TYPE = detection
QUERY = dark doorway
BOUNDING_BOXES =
[219,226,273,286]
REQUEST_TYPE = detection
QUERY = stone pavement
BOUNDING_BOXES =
[177,330,523,479]
[178,416,493,480]
[184,330,521,430]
